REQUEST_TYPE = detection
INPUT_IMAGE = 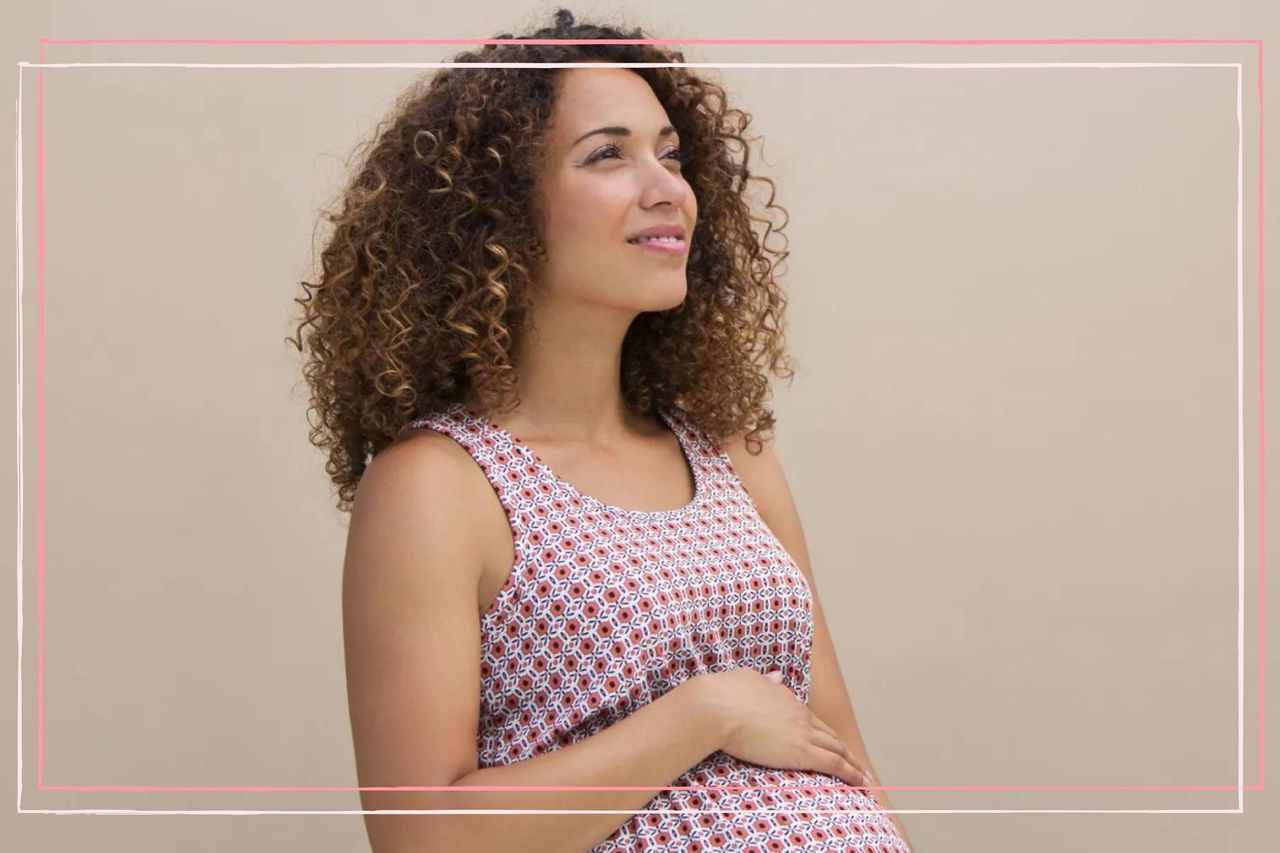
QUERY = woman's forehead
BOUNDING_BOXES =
[552,75,680,153]
[551,68,668,130]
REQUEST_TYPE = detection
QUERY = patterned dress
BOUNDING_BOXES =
[400,401,911,852]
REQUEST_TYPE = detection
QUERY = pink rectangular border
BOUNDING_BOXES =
[24,34,1264,799]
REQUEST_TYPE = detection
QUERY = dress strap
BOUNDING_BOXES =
[398,404,547,525]
[660,407,757,509]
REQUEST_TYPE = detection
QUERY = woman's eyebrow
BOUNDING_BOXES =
[571,124,679,147]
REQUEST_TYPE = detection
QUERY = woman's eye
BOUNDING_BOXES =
[589,144,624,162]
[587,144,686,167]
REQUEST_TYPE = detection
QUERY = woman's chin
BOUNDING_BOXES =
[639,281,688,312]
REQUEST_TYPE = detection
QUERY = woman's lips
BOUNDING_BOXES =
[627,238,687,254]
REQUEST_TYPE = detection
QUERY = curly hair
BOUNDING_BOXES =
[287,7,798,513]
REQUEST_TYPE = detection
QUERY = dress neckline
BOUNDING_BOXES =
[450,402,705,520]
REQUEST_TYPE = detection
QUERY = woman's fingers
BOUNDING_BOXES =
[811,744,868,787]
[808,714,860,766]
[809,730,872,785]
[808,713,841,742]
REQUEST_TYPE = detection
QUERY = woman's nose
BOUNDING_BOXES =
[638,160,688,203]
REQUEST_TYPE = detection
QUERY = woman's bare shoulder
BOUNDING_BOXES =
[349,430,491,579]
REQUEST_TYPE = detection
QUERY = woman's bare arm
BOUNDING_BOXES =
[343,433,727,853]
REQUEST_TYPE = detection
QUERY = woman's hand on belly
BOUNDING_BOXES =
[689,666,874,788]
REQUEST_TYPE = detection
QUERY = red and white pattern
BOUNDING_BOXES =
[401,401,911,852]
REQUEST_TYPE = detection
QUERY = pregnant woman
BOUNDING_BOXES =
[293,8,915,852]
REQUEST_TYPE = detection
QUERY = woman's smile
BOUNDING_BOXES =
[627,236,688,254]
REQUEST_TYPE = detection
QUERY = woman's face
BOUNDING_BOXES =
[530,66,698,315]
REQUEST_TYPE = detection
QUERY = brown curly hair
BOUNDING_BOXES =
[287,8,798,513]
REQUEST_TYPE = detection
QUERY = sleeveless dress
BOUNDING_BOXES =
[401,401,911,853]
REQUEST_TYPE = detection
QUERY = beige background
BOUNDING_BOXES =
[4,0,1278,850]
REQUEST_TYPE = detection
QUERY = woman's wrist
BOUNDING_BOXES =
[677,672,734,752]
